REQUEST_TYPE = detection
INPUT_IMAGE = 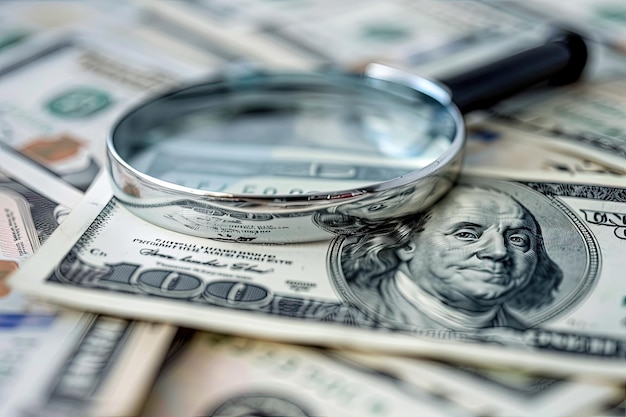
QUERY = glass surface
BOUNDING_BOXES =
[114,73,458,196]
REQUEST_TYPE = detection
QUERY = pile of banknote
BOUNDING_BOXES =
[1,1,625,416]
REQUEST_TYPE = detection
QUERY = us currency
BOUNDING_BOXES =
[0,1,228,71]
[511,1,626,56]
[0,147,175,417]
[0,27,213,191]
[342,351,624,417]
[114,8,235,69]
[9,167,626,378]
[464,119,626,177]
[140,0,547,73]
[140,332,469,417]
[492,77,626,163]
[149,0,363,30]
[136,0,321,70]
[0,1,133,65]
[273,0,546,72]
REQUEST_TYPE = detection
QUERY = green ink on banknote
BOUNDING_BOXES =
[361,24,410,42]
[0,31,29,52]
[596,6,626,23]
[45,86,112,118]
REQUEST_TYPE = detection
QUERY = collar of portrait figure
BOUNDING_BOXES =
[394,270,502,330]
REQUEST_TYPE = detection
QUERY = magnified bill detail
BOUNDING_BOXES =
[115,73,458,195]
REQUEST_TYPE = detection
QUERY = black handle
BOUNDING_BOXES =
[439,30,588,114]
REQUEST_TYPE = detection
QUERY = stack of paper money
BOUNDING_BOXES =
[1,1,625,416]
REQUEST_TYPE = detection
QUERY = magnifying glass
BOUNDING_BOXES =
[107,30,588,243]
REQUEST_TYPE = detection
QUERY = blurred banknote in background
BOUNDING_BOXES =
[141,328,624,417]
[343,350,623,417]
[464,120,626,176]
[139,0,553,74]
[0,148,175,417]
[513,0,626,53]
[0,30,211,191]
[493,78,626,161]
[140,332,471,417]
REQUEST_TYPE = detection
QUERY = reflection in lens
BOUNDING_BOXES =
[117,73,457,196]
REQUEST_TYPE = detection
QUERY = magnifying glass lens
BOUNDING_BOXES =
[115,73,458,197]
[108,32,587,243]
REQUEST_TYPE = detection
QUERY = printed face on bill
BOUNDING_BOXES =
[400,186,539,310]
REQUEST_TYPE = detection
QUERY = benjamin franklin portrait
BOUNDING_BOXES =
[323,177,597,332]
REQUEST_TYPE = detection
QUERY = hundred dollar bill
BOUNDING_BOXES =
[5,314,174,417]
[493,78,626,162]
[464,120,626,176]
[136,0,320,70]
[0,1,228,71]
[141,0,546,72]
[112,9,232,69]
[0,1,129,65]
[9,169,626,377]
[273,0,545,70]
[140,332,468,417]
[512,1,626,55]
[140,0,364,35]
[0,147,175,417]
[342,351,624,417]
[0,29,211,191]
